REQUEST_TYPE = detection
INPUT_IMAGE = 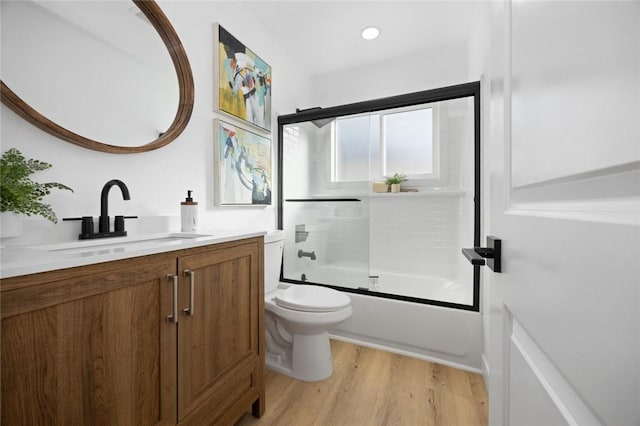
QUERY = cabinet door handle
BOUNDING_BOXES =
[166,274,179,323]
[183,270,195,316]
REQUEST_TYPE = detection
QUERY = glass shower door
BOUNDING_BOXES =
[280,120,371,290]
[278,82,481,310]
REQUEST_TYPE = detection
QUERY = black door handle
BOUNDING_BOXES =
[462,236,501,273]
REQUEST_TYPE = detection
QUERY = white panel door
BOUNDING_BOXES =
[484,1,640,425]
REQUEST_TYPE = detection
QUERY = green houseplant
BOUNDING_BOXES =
[384,173,407,193]
[1,148,73,224]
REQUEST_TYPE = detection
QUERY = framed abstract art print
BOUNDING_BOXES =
[214,24,272,132]
[215,120,272,206]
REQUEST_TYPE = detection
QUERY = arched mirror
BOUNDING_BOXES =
[0,0,194,154]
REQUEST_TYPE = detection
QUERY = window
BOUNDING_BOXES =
[331,104,438,183]
[333,115,379,182]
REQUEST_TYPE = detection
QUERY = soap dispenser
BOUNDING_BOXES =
[181,190,198,232]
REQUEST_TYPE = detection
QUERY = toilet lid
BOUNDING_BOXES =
[274,285,351,313]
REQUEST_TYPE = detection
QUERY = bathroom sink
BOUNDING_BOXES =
[30,233,215,257]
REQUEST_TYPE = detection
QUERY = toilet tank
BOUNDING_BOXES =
[264,230,285,293]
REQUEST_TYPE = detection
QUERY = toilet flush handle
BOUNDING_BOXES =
[183,270,195,316]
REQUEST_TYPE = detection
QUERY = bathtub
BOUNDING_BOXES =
[295,262,473,305]
[282,264,483,372]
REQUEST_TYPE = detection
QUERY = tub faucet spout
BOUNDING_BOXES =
[298,249,316,260]
[99,179,130,233]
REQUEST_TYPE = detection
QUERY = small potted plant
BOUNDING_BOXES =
[1,148,73,239]
[384,173,407,193]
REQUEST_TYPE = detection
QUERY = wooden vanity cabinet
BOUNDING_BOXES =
[0,237,265,426]
[176,239,264,425]
[1,253,177,425]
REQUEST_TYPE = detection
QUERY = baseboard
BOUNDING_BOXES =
[329,333,483,375]
[481,353,490,386]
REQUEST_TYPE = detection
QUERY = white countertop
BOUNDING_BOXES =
[0,229,266,279]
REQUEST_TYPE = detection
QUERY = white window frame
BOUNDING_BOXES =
[330,102,441,184]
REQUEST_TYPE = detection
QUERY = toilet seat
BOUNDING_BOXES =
[274,285,351,313]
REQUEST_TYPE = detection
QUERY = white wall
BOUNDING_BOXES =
[311,41,470,108]
[1,1,313,245]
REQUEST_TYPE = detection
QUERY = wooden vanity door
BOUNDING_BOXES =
[176,239,263,425]
[0,256,177,426]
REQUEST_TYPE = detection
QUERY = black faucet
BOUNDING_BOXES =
[298,249,317,260]
[99,179,130,233]
[63,179,137,240]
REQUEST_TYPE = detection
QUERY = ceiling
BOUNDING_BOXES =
[242,1,481,78]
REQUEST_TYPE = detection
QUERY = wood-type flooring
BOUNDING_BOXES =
[236,339,488,426]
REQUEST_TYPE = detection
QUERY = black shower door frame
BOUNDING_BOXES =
[277,81,481,312]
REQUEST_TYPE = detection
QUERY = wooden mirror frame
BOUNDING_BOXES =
[0,0,194,154]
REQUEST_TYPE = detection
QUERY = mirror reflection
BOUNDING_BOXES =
[1,0,179,147]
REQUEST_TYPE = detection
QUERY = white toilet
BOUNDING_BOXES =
[264,230,353,382]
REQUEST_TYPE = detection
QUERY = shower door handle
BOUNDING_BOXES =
[462,236,501,273]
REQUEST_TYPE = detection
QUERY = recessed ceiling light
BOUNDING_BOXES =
[361,26,380,41]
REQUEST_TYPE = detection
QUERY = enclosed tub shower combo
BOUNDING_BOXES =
[276,82,484,371]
